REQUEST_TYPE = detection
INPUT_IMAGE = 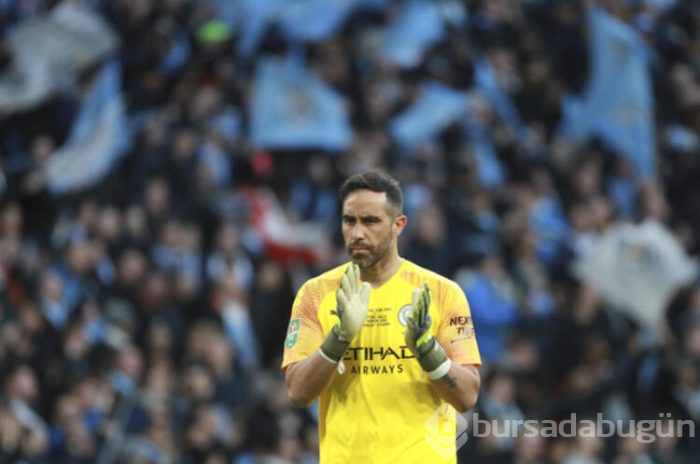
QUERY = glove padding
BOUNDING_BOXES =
[405,284,450,378]
[320,264,370,363]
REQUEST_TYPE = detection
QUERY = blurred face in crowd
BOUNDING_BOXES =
[1,202,22,236]
[66,241,95,275]
[40,270,63,301]
[216,223,241,255]
[341,190,406,269]
[258,261,285,291]
[514,432,546,462]
[487,372,516,404]
[97,206,122,242]
[125,205,148,239]
[7,366,38,403]
[145,178,170,216]
[684,324,700,358]
[117,249,147,287]
[117,346,144,379]
[183,366,214,403]
[414,203,445,247]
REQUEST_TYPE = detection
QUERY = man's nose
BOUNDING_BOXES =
[349,223,366,241]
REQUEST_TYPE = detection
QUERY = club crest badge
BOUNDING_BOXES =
[398,305,412,326]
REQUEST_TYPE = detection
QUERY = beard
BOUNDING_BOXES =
[346,232,393,268]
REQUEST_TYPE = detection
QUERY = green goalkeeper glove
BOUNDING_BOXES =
[405,283,452,380]
[320,264,371,364]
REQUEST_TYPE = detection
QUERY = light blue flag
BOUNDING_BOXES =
[391,81,504,188]
[362,0,390,8]
[212,0,386,55]
[209,0,238,26]
[380,0,444,68]
[68,61,125,144]
[560,7,656,178]
[229,0,281,57]
[159,31,190,75]
[45,60,130,194]
[463,116,504,189]
[278,0,355,42]
[474,54,527,143]
[390,81,469,148]
[559,93,588,140]
[250,57,353,151]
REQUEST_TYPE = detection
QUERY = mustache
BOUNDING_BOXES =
[348,241,371,249]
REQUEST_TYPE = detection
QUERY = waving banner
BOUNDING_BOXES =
[0,3,118,114]
[574,221,697,331]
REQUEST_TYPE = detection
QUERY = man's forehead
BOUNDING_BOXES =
[342,190,389,214]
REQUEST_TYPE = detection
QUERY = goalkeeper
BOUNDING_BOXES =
[282,171,481,463]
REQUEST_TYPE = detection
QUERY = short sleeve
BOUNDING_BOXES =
[281,281,326,370]
[435,282,482,367]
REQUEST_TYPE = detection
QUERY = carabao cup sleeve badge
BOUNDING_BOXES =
[285,318,301,348]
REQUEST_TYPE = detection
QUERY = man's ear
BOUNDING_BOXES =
[393,214,407,236]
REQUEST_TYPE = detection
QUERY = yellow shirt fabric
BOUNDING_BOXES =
[282,260,482,464]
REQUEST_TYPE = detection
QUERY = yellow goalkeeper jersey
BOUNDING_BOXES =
[282,259,481,463]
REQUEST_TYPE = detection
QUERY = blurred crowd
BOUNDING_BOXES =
[1,0,700,463]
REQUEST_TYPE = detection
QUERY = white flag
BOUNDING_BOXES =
[574,220,697,331]
[0,3,118,114]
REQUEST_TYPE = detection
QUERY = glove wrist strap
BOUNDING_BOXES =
[320,325,351,364]
[416,337,449,373]
[427,358,453,380]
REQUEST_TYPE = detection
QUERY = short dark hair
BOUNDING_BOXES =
[339,171,403,216]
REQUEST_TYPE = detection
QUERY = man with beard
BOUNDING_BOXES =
[282,171,482,463]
